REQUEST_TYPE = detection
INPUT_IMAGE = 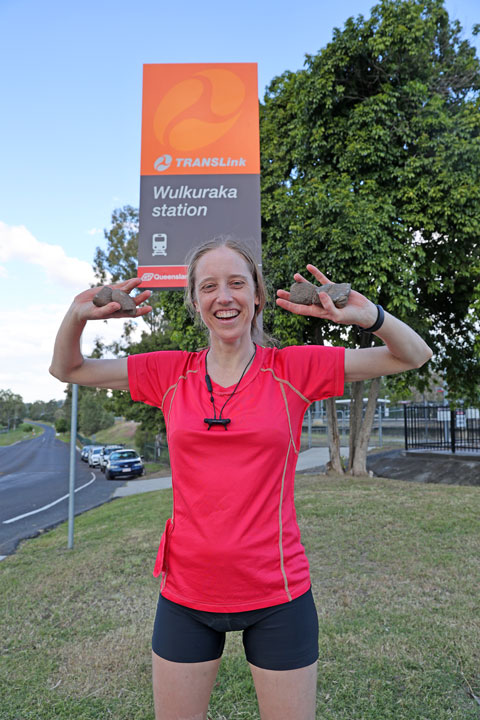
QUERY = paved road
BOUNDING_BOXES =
[0,424,125,557]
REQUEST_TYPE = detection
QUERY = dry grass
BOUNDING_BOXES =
[94,419,139,446]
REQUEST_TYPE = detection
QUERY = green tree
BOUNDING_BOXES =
[0,390,25,430]
[25,399,62,423]
[78,390,115,437]
[55,417,68,434]
[58,385,114,437]
[260,0,480,474]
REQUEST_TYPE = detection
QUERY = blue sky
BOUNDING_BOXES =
[0,0,478,402]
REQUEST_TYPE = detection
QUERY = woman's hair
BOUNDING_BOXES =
[185,235,267,341]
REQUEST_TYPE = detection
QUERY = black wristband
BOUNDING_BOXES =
[359,304,384,333]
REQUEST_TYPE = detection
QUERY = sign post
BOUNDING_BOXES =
[67,383,78,550]
[137,63,261,288]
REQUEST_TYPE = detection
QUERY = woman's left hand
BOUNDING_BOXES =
[276,264,378,329]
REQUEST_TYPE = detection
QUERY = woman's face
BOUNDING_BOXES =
[193,246,259,344]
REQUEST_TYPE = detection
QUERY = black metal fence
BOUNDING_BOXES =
[404,405,480,453]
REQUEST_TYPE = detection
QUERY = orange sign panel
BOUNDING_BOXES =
[141,63,260,176]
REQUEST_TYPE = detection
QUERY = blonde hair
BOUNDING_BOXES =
[185,235,267,341]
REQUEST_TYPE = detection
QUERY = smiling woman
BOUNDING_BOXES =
[49,234,431,720]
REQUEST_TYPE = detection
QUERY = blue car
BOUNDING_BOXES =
[105,449,144,480]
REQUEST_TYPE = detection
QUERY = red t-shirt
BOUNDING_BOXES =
[128,344,344,612]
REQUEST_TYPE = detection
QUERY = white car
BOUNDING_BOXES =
[88,446,104,467]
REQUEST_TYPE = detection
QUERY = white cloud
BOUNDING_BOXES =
[0,221,144,403]
[87,228,103,235]
[0,302,143,403]
[0,221,97,289]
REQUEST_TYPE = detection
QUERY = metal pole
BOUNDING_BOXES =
[68,383,79,549]
[307,407,312,449]
[378,402,383,447]
[450,408,456,454]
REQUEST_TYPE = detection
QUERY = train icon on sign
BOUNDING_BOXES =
[152,233,168,256]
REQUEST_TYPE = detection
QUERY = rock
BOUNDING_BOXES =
[92,286,137,317]
[289,280,351,308]
[92,286,113,306]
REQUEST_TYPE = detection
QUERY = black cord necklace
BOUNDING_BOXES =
[204,344,257,430]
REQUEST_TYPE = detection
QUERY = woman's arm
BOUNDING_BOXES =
[49,278,152,390]
[276,265,432,382]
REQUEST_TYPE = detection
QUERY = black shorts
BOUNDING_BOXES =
[152,588,319,671]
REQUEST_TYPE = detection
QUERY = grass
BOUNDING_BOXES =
[1,474,479,719]
[53,420,139,448]
[0,423,45,446]
[142,460,171,478]
[93,420,139,448]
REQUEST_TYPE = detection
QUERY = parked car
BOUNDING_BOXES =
[88,446,104,467]
[99,444,124,473]
[105,449,144,480]
[81,445,97,462]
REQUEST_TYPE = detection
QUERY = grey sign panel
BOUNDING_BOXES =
[138,174,261,286]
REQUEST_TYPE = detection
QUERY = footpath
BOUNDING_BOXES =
[113,446,335,498]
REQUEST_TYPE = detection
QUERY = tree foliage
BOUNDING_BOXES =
[0,389,25,429]
[260,0,480,401]
[78,390,115,437]
[25,399,62,423]
[59,385,115,437]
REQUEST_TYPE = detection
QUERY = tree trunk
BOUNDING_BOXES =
[312,320,344,474]
[348,380,364,472]
[325,397,344,474]
[349,376,381,476]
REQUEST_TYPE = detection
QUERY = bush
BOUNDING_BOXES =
[55,418,69,433]
[19,423,34,433]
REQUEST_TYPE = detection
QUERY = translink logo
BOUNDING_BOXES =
[153,156,246,172]
[176,157,246,168]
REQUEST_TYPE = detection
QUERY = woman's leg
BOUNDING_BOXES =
[249,661,318,720]
[151,595,226,719]
[152,652,221,720]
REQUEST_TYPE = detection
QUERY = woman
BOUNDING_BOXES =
[50,236,432,720]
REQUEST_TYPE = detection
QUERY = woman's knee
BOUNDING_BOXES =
[152,652,221,720]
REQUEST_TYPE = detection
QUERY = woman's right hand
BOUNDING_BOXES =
[72,278,152,322]
[50,278,152,390]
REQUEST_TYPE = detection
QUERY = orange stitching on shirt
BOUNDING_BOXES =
[261,368,302,454]
[278,439,293,602]
[161,370,199,537]
[259,367,310,403]
[161,369,199,424]
[278,382,300,455]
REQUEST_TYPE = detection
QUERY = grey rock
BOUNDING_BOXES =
[289,281,351,308]
[92,286,113,306]
[92,286,137,317]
